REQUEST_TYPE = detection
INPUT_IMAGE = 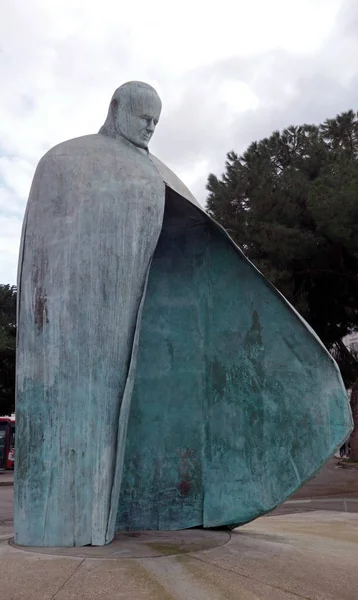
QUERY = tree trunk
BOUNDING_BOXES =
[350,379,358,461]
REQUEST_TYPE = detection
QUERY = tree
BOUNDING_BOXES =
[207,110,358,460]
[350,380,358,460]
[0,284,17,416]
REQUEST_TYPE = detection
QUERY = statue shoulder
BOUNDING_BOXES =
[32,136,164,188]
[34,134,133,178]
[43,134,109,160]
[149,154,202,209]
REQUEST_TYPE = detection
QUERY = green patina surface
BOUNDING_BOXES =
[117,188,353,531]
[15,81,352,549]
[15,138,352,545]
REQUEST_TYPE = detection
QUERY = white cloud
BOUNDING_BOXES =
[0,0,357,283]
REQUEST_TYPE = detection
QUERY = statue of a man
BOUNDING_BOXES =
[15,82,352,548]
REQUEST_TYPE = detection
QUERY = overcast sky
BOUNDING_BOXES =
[1,0,357,283]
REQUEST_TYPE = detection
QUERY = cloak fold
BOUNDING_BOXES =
[15,134,353,547]
[117,187,353,531]
[15,134,165,546]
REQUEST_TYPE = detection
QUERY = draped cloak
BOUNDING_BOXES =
[14,132,353,547]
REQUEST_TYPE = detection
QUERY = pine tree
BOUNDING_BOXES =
[207,111,358,460]
[0,285,16,416]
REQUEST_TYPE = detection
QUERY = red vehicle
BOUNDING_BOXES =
[0,417,15,470]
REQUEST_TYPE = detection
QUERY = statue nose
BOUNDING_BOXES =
[147,119,155,132]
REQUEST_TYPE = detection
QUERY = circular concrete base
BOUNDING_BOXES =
[10,528,231,559]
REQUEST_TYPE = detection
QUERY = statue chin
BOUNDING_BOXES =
[119,132,150,150]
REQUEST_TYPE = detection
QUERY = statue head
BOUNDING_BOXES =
[99,81,162,149]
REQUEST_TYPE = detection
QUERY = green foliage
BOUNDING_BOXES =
[0,284,16,415]
[207,110,358,387]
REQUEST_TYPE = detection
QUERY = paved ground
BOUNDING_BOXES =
[2,512,358,599]
[0,469,14,486]
[270,457,358,517]
[292,457,358,499]
[0,485,13,541]
[0,485,12,521]
[1,459,358,599]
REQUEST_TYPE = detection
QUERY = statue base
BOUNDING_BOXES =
[10,528,230,558]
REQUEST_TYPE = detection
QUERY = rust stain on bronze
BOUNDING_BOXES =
[33,251,49,330]
[34,289,49,329]
[177,448,197,498]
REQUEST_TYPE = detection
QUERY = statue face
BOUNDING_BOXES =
[115,87,162,149]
